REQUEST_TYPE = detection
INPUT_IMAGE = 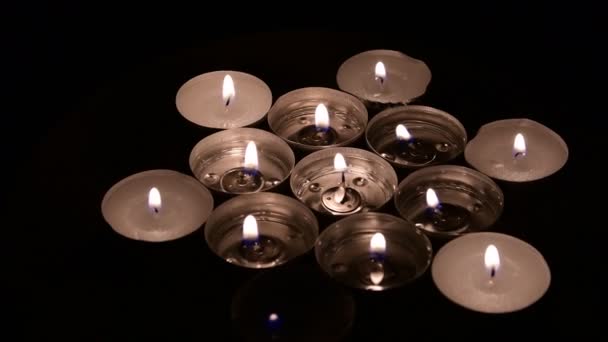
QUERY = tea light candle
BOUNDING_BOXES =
[204,192,319,268]
[101,170,214,242]
[465,119,568,182]
[394,166,504,238]
[267,87,368,151]
[190,128,295,194]
[366,105,467,168]
[336,50,431,105]
[176,70,272,129]
[315,213,432,290]
[290,147,398,216]
[432,232,551,313]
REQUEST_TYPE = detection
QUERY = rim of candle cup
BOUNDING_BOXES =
[366,105,467,168]
[290,147,398,215]
[176,70,272,129]
[267,87,368,151]
[336,49,432,104]
[204,192,319,269]
[394,165,504,238]
[315,212,433,290]
[465,118,569,182]
[189,128,295,194]
[101,169,214,242]
[432,232,551,313]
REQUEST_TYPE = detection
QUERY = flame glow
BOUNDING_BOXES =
[243,214,259,241]
[315,103,330,130]
[484,244,500,276]
[370,269,384,285]
[333,153,347,172]
[268,313,279,322]
[370,232,387,255]
[244,141,259,171]
[396,124,412,141]
[222,74,235,105]
[513,133,526,157]
[148,187,161,212]
[375,61,386,80]
[426,188,440,209]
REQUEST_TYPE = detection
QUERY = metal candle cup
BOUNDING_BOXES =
[267,87,368,151]
[366,105,467,168]
[204,193,319,269]
[394,165,504,238]
[190,128,295,195]
[290,147,397,216]
[315,213,432,291]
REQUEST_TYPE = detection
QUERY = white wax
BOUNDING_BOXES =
[102,170,214,242]
[465,119,568,182]
[176,70,272,129]
[432,232,551,313]
[337,50,431,104]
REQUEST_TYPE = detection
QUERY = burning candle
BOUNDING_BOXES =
[366,105,467,168]
[291,147,397,215]
[204,193,318,268]
[336,50,431,108]
[465,119,568,182]
[176,70,272,129]
[190,128,295,194]
[101,170,214,242]
[267,87,368,151]
[432,232,551,313]
[395,166,504,238]
[315,213,432,291]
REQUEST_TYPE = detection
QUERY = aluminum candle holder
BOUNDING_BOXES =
[290,147,398,216]
[336,50,431,111]
[204,193,319,268]
[190,128,295,195]
[395,165,504,238]
[267,87,368,151]
[315,213,432,291]
[366,105,467,168]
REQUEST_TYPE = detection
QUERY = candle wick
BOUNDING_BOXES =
[340,171,346,185]
[153,208,159,214]
[490,267,496,278]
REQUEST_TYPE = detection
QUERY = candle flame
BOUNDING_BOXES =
[375,61,386,80]
[243,214,259,241]
[222,74,235,106]
[244,141,259,171]
[148,187,161,213]
[314,103,330,130]
[370,269,384,285]
[333,153,347,172]
[370,232,387,255]
[513,133,526,157]
[396,124,412,141]
[484,244,500,277]
[426,188,440,209]
[268,313,279,322]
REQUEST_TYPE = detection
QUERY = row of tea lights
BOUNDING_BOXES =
[101,50,567,314]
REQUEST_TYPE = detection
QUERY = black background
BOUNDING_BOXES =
[5,3,602,340]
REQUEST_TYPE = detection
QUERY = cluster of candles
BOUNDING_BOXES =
[101,50,567,314]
